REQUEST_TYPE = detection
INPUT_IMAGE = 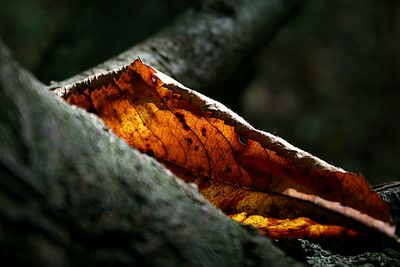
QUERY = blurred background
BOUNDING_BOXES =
[1,0,399,185]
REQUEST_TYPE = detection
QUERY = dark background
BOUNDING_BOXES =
[1,0,399,185]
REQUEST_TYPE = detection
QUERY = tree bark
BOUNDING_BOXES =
[52,0,303,92]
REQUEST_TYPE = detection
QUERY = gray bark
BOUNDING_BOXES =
[52,0,302,92]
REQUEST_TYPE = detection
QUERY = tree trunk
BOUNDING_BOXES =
[0,39,303,267]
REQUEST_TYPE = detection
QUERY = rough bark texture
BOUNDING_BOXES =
[52,0,302,92]
[0,40,304,267]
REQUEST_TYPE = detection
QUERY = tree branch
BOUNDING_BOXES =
[53,0,302,91]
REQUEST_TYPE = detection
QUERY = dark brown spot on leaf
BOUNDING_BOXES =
[238,134,248,146]
[175,112,190,131]
[146,149,155,157]
[201,128,207,137]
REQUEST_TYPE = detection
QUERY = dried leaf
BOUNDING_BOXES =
[63,59,397,242]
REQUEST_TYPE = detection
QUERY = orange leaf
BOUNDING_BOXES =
[64,59,397,242]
